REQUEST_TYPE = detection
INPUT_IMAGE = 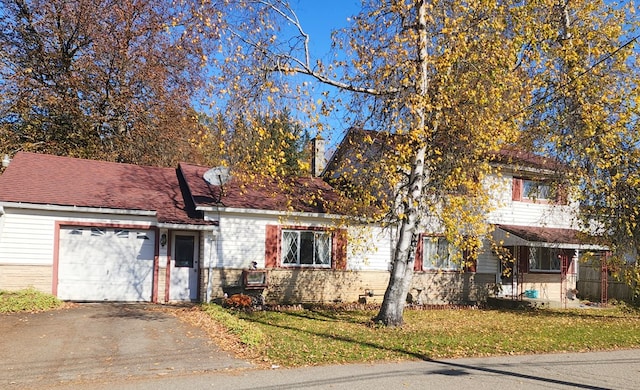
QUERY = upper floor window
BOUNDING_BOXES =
[522,179,551,200]
[512,178,565,204]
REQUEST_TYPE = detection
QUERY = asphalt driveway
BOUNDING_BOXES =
[0,303,252,389]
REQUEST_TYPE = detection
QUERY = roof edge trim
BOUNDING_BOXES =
[0,202,157,216]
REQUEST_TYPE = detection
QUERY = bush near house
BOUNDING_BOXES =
[0,288,63,313]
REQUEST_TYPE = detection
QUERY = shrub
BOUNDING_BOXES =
[223,293,253,309]
[0,288,63,313]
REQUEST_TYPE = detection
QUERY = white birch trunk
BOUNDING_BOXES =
[374,1,429,326]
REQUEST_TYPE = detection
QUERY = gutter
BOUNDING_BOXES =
[156,223,219,231]
[195,205,346,220]
[0,202,156,216]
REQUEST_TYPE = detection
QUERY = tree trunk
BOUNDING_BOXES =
[375,2,429,327]
[374,146,426,326]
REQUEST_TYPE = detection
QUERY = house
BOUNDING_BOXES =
[324,128,606,307]
[0,128,605,306]
[0,149,393,303]
[0,152,212,302]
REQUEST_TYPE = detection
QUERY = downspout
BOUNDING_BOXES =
[205,228,218,303]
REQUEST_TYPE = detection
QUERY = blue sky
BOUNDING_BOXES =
[293,1,361,59]
[287,1,363,149]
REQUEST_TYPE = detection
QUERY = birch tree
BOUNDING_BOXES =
[525,1,640,285]
[206,0,536,326]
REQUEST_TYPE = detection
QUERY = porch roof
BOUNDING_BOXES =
[494,224,605,250]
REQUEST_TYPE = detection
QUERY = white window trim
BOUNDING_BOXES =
[423,236,460,272]
[281,229,332,268]
[528,247,562,273]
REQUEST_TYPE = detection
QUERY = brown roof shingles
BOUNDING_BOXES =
[497,224,584,245]
[0,152,348,225]
[178,163,347,214]
[0,152,207,225]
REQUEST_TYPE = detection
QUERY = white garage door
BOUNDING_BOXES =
[58,227,155,301]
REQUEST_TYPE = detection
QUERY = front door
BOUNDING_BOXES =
[169,232,199,301]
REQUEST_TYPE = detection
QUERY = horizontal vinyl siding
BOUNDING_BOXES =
[0,214,56,265]
[215,212,390,272]
[485,174,579,229]
[347,225,392,271]
[217,214,272,269]
[477,243,499,275]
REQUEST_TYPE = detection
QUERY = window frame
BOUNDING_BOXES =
[528,246,561,273]
[281,229,332,268]
[421,236,461,272]
[512,177,564,204]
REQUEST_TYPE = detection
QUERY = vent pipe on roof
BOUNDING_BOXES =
[2,155,10,168]
[311,136,326,177]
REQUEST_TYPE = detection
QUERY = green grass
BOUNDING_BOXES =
[0,288,63,313]
[201,304,265,347]
[204,305,640,367]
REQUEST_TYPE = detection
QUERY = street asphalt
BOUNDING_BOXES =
[66,348,640,390]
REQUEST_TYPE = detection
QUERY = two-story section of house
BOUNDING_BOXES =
[325,127,603,307]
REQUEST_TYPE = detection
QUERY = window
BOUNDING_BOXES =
[528,247,561,272]
[422,237,460,271]
[115,229,130,238]
[174,235,195,268]
[522,179,551,200]
[90,227,106,236]
[282,230,331,267]
[512,178,564,203]
[265,225,347,270]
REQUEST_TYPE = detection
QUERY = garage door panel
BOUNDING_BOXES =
[58,227,155,301]
[57,281,151,302]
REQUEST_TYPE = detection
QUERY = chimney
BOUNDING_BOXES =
[311,136,326,177]
[2,155,11,168]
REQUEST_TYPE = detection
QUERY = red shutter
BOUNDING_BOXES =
[512,178,523,201]
[332,229,348,270]
[414,233,424,271]
[517,246,529,273]
[265,225,281,268]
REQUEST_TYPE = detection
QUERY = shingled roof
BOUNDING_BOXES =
[324,127,565,175]
[0,152,349,224]
[0,152,207,225]
[178,163,347,214]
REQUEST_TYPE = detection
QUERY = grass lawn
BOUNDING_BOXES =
[193,303,640,367]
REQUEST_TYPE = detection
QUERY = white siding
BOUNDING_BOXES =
[0,213,56,265]
[211,211,391,272]
[476,240,498,274]
[217,213,273,269]
[347,225,392,271]
[485,173,579,229]
[0,207,155,266]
